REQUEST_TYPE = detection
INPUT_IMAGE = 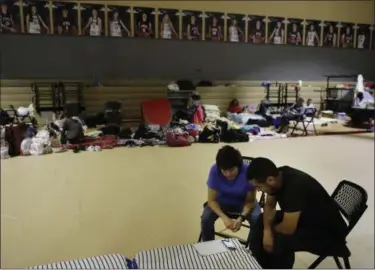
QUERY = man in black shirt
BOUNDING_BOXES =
[247,157,347,269]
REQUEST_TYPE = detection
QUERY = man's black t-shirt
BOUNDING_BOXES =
[275,166,347,240]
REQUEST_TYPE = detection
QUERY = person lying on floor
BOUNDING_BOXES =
[255,99,273,123]
[354,91,374,108]
[60,113,85,144]
[247,158,347,269]
[201,145,261,241]
[277,97,305,133]
[228,99,245,113]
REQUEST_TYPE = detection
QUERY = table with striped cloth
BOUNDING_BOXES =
[133,239,261,269]
[28,254,132,269]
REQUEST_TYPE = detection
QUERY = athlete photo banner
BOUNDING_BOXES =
[304,19,320,47]
[182,10,203,41]
[52,1,77,36]
[339,22,354,49]
[204,12,224,42]
[322,21,338,48]
[267,16,285,45]
[22,0,50,34]
[370,25,374,50]
[355,24,371,50]
[107,5,131,38]
[157,8,179,40]
[226,13,246,43]
[80,3,104,37]
[133,7,155,38]
[0,0,21,34]
[248,15,266,44]
[286,18,303,46]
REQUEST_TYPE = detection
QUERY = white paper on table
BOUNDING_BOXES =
[193,240,229,256]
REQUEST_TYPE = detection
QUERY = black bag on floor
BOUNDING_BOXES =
[176,80,196,91]
[119,128,133,139]
[219,121,249,143]
[0,109,12,126]
[196,81,214,87]
[198,126,220,143]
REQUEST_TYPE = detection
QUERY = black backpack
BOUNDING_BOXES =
[218,121,249,143]
[0,109,12,126]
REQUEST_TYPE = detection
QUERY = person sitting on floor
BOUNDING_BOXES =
[277,97,305,133]
[188,93,205,125]
[60,113,85,144]
[247,157,347,269]
[201,145,261,241]
[228,99,244,113]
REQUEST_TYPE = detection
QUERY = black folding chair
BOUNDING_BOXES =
[197,156,265,247]
[291,108,318,136]
[104,101,123,125]
[307,180,368,269]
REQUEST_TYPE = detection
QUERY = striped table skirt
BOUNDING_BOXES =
[134,239,261,269]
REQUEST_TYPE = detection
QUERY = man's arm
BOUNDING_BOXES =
[241,190,256,217]
[274,212,301,235]
[274,190,303,235]
[263,194,277,231]
[207,188,227,219]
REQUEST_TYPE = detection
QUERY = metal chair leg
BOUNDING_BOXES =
[197,232,202,242]
[334,256,343,269]
[308,256,327,269]
[343,257,351,269]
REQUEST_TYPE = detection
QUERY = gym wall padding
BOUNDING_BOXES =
[0,85,32,110]
[106,0,374,24]
[84,86,167,119]
[1,80,322,119]
[1,34,374,81]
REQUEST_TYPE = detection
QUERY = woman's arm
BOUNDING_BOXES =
[25,15,30,31]
[268,28,275,41]
[333,34,337,47]
[315,32,319,45]
[83,18,92,31]
[207,188,227,219]
[120,20,130,35]
[341,34,345,45]
[160,22,164,35]
[170,22,177,37]
[187,24,191,39]
[38,16,49,31]
[98,18,102,33]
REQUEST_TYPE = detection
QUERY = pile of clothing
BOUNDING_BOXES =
[20,129,54,156]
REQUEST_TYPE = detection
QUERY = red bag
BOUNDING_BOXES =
[166,132,191,147]
[64,135,118,149]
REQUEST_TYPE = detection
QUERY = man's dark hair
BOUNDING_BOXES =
[246,157,278,183]
[216,145,242,170]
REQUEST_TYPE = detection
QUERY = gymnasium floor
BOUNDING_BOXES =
[1,135,374,268]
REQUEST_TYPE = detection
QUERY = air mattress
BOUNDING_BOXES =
[141,99,172,126]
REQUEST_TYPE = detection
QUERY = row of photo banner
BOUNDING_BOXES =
[1,0,374,50]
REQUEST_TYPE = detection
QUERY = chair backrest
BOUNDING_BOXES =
[242,156,265,208]
[331,180,368,234]
[105,101,122,111]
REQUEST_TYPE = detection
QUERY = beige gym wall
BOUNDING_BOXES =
[103,0,374,23]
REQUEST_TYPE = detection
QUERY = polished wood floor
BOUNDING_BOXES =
[1,136,374,268]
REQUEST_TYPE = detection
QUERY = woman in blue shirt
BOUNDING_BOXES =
[201,145,261,241]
